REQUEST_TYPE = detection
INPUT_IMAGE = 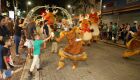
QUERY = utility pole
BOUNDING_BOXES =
[0,0,2,14]
[100,0,103,15]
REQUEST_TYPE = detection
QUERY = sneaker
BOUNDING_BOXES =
[37,68,42,71]
[28,71,33,76]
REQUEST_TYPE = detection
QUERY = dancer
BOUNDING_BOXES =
[42,9,58,35]
[89,8,101,42]
[56,27,87,70]
[79,14,92,46]
[123,25,140,58]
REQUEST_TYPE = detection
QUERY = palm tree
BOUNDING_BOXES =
[72,0,94,14]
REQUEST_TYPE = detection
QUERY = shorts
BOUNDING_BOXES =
[24,39,34,48]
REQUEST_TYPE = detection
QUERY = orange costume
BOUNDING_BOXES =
[123,29,140,58]
[43,12,55,26]
[56,27,87,70]
[79,15,92,46]
[81,19,91,32]
[42,10,57,30]
[89,12,99,24]
[89,11,100,42]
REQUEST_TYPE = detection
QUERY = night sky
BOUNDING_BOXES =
[3,0,107,12]
[2,0,68,11]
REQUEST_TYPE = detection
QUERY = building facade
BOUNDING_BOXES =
[102,0,140,25]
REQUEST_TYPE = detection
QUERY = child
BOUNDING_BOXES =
[2,38,13,80]
[50,28,59,53]
[24,39,34,59]
[29,34,51,76]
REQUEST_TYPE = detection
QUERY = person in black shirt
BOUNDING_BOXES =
[0,15,5,78]
[43,20,49,37]
[2,38,13,79]
[0,16,6,37]
[14,18,23,56]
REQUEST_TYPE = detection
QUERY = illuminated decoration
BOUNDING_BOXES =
[2,13,7,16]
[34,15,43,21]
[17,10,21,16]
[24,5,72,24]
[6,1,10,7]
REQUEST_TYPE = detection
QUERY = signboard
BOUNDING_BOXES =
[9,11,14,19]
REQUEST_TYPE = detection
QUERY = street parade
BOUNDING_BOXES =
[0,0,140,80]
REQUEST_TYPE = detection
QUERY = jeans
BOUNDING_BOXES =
[14,35,21,55]
[108,32,112,40]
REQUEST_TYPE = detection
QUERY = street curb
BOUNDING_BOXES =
[100,40,126,48]
[20,57,29,80]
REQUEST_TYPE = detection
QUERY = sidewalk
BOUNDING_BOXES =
[20,42,66,80]
[100,40,126,48]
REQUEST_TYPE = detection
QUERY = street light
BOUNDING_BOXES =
[27,1,32,5]
[27,1,32,12]
[103,5,106,9]
[67,4,73,15]
[67,5,71,8]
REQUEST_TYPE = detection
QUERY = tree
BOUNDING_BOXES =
[72,0,94,14]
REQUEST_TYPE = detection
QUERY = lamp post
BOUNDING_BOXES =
[100,0,103,15]
[27,1,32,12]
[67,4,72,14]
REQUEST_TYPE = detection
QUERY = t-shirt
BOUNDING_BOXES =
[15,25,23,37]
[0,47,10,70]
[0,26,9,37]
[33,40,43,55]
[43,25,49,35]
[130,26,137,32]
[51,31,60,42]
[112,25,118,34]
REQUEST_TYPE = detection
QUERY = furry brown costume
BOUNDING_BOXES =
[56,27,87,70]
[123,29,140,58]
